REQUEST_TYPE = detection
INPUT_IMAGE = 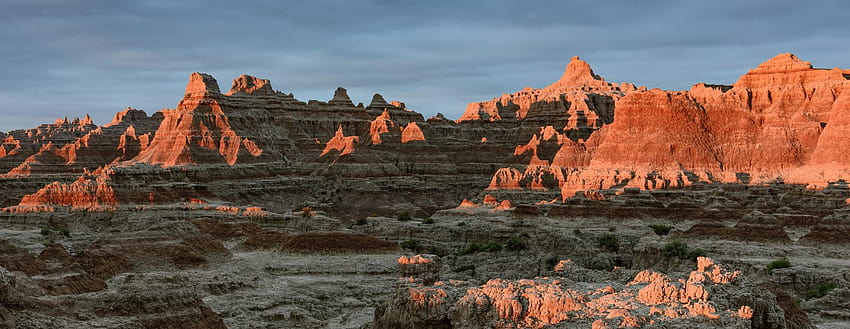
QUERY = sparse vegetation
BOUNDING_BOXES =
[649,224,674,236]
[805,283,837,299]
[354,217,368,226]
[608,226,617,232]
[40,228,50,236]
[457,221,466,227]
[573,229,583,236]
[662,241,706,260]
[458,242,503,256]
[58,227,71,238]
[422,218,435,224]
[767,257,792,273]
[598,234,620,252]
[400,239,421,251]
[397,211,412,221]
[453,265,476,272]
[505,237,527,251]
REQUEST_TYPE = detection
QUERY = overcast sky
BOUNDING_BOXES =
[0,0,848,131]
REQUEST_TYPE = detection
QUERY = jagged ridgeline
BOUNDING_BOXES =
[1,53,850,217]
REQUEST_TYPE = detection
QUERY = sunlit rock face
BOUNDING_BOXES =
[375,257,762,329]
[478,53,850,202]
[3,53,850,217]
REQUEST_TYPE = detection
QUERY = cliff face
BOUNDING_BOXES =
[3,53,850,214]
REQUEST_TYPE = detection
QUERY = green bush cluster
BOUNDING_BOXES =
[397,211,412,221]
[766,257,792,273]
[805,283,837,299]
[505,237,527,251]
[458,242,503,256]
[662,241,706,260]
[597,233,620,252]
[400,239,420,251]
[354,217,368,226]
[649,224,674,236]
[422,218,435,224]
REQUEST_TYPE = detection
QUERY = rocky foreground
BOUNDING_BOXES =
[1,53,850,328]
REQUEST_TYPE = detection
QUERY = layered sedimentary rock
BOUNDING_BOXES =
[3,53,850,218]
[480,53,850,202]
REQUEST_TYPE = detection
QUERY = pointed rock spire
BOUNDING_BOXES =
[545,56,608,91]
[329,87,355,107]
[369,93,389,107]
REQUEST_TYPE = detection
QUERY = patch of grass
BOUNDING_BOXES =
[458,242,503,256]
[354,217,368,226]
[597,233,620,253]
[422,218,435,225]
[805,283,837,299]
[400,239,421,251]
[397,211,412,221]
[663,241,705,260]
[505,237,526,251]
[649,224,674,236]
[767,257,792,274]
[453,265,476,272]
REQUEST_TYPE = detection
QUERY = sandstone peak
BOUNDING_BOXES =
[228,74,273,95]
[369,93,388,107]
[332,87,351,101]
[105,107,149,127]
[329,87,355,107]
[750,53,812,73]
[185,72,221,96]
[553,56,602,85]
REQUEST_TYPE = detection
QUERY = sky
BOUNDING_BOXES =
[0,0,848,131]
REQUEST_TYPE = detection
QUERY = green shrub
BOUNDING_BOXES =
[573,229,583,236]
[805,283,837,299]
[767,257,792,273]
[663,241,689,259]
[608,226,617,232]
[397,212,412,221]
[505,237,526,251]
[662,241,706,260]
[458,244,482,256]
[59,227,71,238]
[457,221,466,227]
[400,239,420,251]
[459,242,503,255]
[423,218,435,224]
[40,228,50,236]
[453,265,476,272]
[484,242,502,252]
[649,224,674,236]
[354,217,368,226]
[598,234,620,252]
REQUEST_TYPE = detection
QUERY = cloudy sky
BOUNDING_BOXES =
[0,0,847,131]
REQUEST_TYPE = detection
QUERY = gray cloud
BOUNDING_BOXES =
[1,0,848,130]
